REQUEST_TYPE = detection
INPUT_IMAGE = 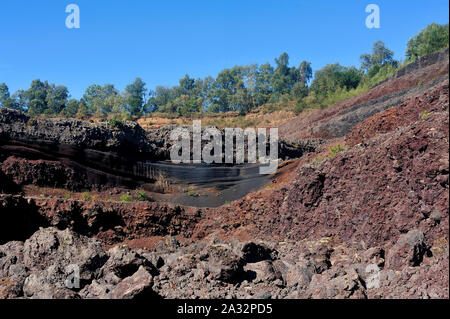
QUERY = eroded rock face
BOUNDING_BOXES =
[0,108,149,153]
[1,157,90,191]
[0,194,201,247]
[0,196,46,245]
[0,108,313,194]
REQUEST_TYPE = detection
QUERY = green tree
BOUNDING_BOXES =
[208,68,239,112]
[75,101,89,118]
[63,99,80,117]
[46,85,69,114]
[0,83,18,109]
[11,90,28,111]
[0,83,10,105]
[291,82,309,99]
[124,78,147,116]
[82,84,119,115]
[254,63,274,106]
[0,83,20,110]
[311,64,362,96]
[148,86,175,112]
[360,41,398,73]
[406,23,449,59]
[297,61,313,85]
[26,79,50,115]
[179,74,196,96]
[271,52,295,96]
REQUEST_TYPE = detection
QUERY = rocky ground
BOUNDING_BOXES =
[0,48,448,299]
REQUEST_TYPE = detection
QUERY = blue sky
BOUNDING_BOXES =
[0,0,448,99]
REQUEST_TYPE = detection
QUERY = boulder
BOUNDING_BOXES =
[386,229,429,270]
[111,266,154,299]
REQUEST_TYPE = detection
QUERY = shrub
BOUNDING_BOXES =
[81,192,93,201]
[420,110,431,120]
[120,194,133,202]
[293,99,306,115]
[136,190,151,202]
[108,118,123,129]
[329,144,344,158]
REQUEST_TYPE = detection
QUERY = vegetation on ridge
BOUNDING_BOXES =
[0,23,448,120]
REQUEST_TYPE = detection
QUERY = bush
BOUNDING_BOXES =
[81,192,93,201]
[108,118,123,129]
[329,144,344,158]
[293,99,306,115]
[120,194,133,202]
[136,190,151,202]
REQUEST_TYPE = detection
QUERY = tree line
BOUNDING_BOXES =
[1,22,448,119]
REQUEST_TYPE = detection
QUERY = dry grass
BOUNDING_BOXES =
[137,109,295,129]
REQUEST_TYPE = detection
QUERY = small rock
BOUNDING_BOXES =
[430,210,442,224]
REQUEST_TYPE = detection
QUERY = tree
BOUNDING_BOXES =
[124,78,147,116]
[297,61,313,85]
[46,85,69,114]
[179,74,196,96]
[0,83,18,109]
[26,80,50,115]
[197,76,215,111]
[82,84,119,115]
[406,23,449,59]
[208,68,239,112]
[63,99,80,117]
[101,84,120,114]
[254,63,274,106]
[11,90,28,111]
[148,86,175,112]
[82,84,102,114]
[311,63,362,96]
[291,82,309,99]
[360,41,398,73]
[271,52,295,96]
[0,83,10,106]
[76,101,89,119]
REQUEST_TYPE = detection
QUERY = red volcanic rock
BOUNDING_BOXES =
[386,229,429,270]
[111,266,154,299]
[281,110,448,247]
[346,79,449,146]
[279,48,449,141]
[198,108,448,298]
[1,156,88,191]
[34,198,202,247]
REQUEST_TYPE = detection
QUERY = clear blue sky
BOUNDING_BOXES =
[0,0,448,99]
